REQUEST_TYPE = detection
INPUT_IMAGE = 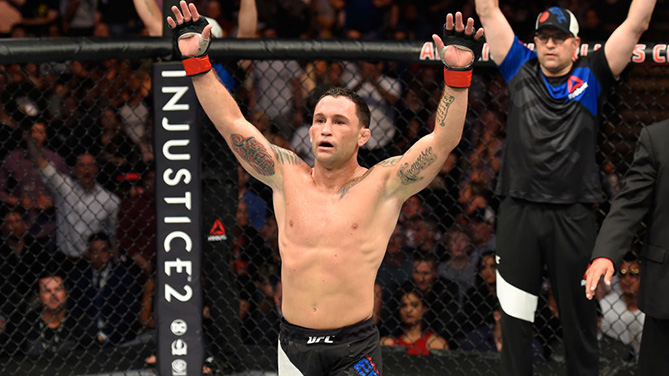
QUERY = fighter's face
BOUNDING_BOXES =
[309,96,369,167]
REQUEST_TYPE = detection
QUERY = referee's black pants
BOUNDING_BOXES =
[638,316,669,375]
[496,197,599,376]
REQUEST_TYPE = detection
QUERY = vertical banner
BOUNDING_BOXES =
[153,61,204,376]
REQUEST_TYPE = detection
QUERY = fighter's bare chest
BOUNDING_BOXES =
[279,185,382,242]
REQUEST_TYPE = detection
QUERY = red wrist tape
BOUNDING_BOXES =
[183,55,212,76]
[443,68,472,88]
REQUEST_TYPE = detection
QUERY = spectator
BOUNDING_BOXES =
[49,94,97,165]
[409,216,442,257]
[438,226,476,296]
[251,52,304,140]
[232,198,269,281]
[60,0,99,36]
[0,208,55,346]
[248,109,292,151]
[341,0,395,40]
[399,195,427,230]
[424,151,462,231]
[380,287,449,354]
[1,119,68,242]
[461,251,499,335]
[347,61,400,165]
[399,253,460,346]
[93,107,142,192]
[376,223,414,297]
[117,169,156,279]
[466,206,496,265]
[28,137,120,270]
[118,71,153,163]
[16,269,97,359]
[17,0,60,37]
[258,216,282,282]
[579,7,609,42]
[599,254,645,360]
[232,199,268,341]
[249,277,282,346]
[474,0,656,374]
[0,1,22,37]
[69,232,141,345]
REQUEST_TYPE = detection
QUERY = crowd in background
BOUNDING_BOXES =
[0,0,658,368]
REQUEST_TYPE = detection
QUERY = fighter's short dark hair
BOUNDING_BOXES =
[319,87,371,129]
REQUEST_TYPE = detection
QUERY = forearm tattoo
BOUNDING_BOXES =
[271,145,303,166]
[436,93,455,128]
[379,156,401,167]
[338,167,374,199]
[230,134,275,176]
[397,147,437,185]
[144,0,156,16]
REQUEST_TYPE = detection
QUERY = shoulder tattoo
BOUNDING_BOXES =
[397,147,437,185]
[338,166,374,199]
[436,93,455,128]
[230,134,275,176]
[379,156,401,167]
[271,145,304,166]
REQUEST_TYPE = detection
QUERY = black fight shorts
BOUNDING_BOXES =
[278,317,382,376]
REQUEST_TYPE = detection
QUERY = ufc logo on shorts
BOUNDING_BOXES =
[306,336,335,344]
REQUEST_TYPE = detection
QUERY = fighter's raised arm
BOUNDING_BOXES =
[384,12,484,201]
[603,0,656,78]
[167,1,305,190]
[474,0,514,65]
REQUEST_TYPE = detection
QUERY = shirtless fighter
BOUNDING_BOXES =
[167,2,484,374]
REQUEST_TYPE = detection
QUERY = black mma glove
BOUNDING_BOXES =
[439,22,484,88]
[169,16,212,76]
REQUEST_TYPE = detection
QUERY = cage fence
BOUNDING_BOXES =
[0,37,667,376]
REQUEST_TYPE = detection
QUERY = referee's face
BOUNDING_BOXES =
[534,26,580,77]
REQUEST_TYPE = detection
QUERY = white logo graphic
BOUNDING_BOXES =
[171,319,188,336]
[172,339,188,355]
[307,336,335,344]
[172,359,187,375]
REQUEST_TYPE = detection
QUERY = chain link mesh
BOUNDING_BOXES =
[0,47,666,375]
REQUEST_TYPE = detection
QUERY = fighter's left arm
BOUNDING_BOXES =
[383,12,484,200]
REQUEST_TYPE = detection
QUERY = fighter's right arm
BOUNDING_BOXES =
[191,71,297,189]
[168,1,302,189]
[474,0,515,65]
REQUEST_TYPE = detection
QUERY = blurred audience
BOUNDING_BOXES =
[599,253,645,361]
[15,269,97,358]
[381,287,449,355]
[1,119,67,242]
[69,232,141,345]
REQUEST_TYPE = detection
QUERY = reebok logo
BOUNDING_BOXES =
[567,76,588,100]
[306,336,335,344]
[207,219,227,242]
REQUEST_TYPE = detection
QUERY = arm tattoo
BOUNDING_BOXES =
[436,93,455,128]
[397,147,437,185]
[230,134,275,176]
[378,156,401,167]
[144,0,156,16]
[271,145,303,166]
[338,167,374,199]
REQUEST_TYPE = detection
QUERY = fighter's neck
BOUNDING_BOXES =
[311,162,366,193]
